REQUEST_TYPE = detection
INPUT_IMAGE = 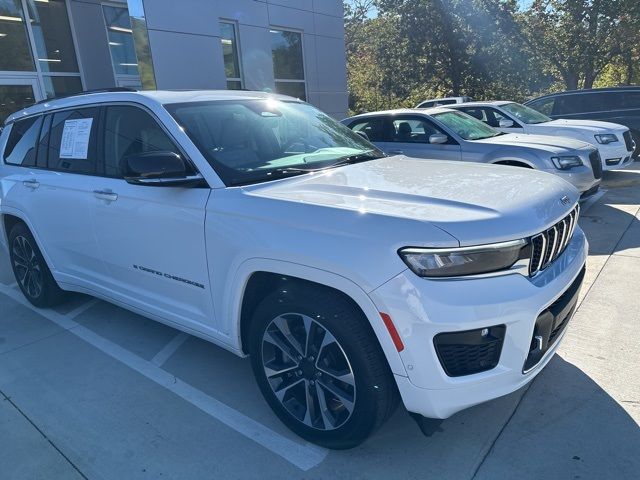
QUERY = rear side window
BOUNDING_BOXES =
[48,108,99,174]
[349,117,387,142]
[103,105,186,178]
[3,116,43,166]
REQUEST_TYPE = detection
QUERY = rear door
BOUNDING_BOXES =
[90,104,214,329]
[377,114,461,160]
[2,107,108,285]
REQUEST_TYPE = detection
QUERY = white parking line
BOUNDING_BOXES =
[151,332,189,366]
[0,284,328,471]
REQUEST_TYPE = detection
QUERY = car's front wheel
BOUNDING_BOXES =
[8,222,66,308]
[249,285,398,449]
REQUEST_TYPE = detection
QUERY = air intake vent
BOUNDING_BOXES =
[529,205,579,276]
[588,150,603,179]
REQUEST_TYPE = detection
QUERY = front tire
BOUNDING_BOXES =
[249,285,398,449]
[8,223,66,308]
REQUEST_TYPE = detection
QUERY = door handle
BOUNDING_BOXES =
[388,150,404,155]
[93,190,118,202]
[23,179,40,189]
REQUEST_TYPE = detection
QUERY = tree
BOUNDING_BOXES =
[521,0,640,90]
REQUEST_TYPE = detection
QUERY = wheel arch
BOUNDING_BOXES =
[1,209,56,272]
[228,259,407,377]
[490,159,535,168]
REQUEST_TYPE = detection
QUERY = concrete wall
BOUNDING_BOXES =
[141,0,348,118]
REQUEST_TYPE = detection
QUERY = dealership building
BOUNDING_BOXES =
[0,0,348,122]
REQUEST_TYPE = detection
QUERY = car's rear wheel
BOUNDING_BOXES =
[9,223,66,308]
[249,285,398,449]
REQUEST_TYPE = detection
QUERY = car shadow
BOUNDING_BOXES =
[467,355,640,479]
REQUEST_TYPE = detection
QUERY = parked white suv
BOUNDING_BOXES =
[450,101,636,170]
[0,90,587,448]
[343,108,601,198]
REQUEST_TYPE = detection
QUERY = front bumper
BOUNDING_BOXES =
[369,227,588,419]
[599,142,635,170]
[542,166,599,194]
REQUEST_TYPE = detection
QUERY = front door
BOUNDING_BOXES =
[0,77,43,123]
[91,104,214,330]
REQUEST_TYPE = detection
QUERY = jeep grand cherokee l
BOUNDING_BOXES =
[0,90,587,449]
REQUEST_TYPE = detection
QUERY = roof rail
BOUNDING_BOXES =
[35,87,137,105]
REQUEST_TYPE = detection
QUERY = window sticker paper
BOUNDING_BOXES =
[60,118,93,159]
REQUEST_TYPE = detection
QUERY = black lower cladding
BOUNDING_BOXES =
[523,265,586,372]
[434,325,506,377]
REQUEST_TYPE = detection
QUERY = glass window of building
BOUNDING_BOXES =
[220,21,242,90]
[0,0,34,71]
[270,29,305,100]
[0,0,82,119]
[25,0,79,73]
[102,4,142,87]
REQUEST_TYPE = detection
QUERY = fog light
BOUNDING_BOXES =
[605,158,621,166]
[433,325,506,377]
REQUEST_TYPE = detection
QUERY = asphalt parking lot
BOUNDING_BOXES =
[1,167,639,480]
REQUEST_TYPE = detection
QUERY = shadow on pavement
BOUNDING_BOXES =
[474,355,640,480]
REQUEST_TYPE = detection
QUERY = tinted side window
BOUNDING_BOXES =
[349,117,386,142]
[437,100,456,106]
[390,116,447,143]
[622,91,640,108]
[103,105,185,178]
[528,98,554,116]
[418,101,434,108]
[48,108,99,174]
[554,94,586,114]
[3,116,43,166]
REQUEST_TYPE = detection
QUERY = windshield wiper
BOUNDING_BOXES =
[276,151,384,174]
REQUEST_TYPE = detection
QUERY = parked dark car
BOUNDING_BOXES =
[525,87,640,155]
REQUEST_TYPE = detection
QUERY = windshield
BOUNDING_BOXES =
[433,111,501,140]
[501,102,551,124]
[165,99,384,186]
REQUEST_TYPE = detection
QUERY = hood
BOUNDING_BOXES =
[248,156,579,246]
[535,118,627,134]
[474,133,592,154]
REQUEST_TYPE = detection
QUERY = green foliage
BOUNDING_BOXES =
[345,0,640,113]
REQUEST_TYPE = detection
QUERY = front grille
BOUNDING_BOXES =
[589,150,603,179]
[528,205,580,277]
[623,130,634,151]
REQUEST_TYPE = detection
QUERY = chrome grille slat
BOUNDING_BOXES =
[528,205,580,277]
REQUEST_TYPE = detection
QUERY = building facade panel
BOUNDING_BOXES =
[0,0,347,122]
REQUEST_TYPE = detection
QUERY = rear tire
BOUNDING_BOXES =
[8,223,66,308]
[249,284,399,449]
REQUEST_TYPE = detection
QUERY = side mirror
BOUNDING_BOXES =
[429,133,448,144]
[123,151,204,187]
[355,130,370,141]
[499,119,515,128]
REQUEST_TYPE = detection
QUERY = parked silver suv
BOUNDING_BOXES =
[343,108,601,198]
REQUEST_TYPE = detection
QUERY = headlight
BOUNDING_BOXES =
[594,134,618,144]
[398,239,526,277]
[551,155,583,169]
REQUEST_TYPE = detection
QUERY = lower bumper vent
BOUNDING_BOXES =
[434,325,506,377]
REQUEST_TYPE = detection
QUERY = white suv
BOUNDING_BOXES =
[450,101,636,170]
[0,90,587,449]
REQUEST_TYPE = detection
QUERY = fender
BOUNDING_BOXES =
[225,257,409,377]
